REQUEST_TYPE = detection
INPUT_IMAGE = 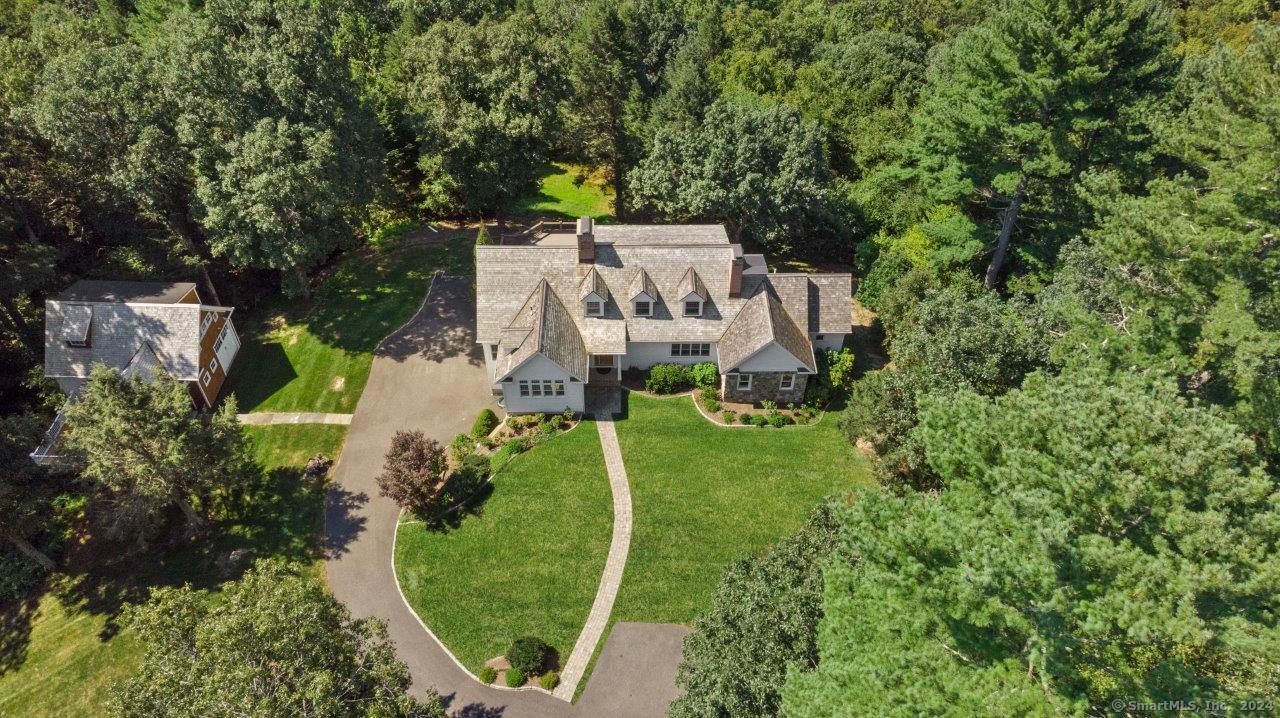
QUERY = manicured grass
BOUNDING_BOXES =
[0,424,347,717]
[225,233,471,414]
[516,163,614,220]
[612,393,871,624]
[394,422,613,673]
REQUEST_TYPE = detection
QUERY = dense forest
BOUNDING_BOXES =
[2,0,1279,714]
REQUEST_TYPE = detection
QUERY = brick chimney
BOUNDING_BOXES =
[728,244,744,297]
[576,216,594,263]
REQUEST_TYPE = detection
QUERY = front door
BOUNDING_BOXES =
[589,354,619,384]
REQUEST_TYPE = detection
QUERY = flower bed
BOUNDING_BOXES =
[693,386,822,428]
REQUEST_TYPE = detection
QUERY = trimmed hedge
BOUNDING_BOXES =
[646,363,693,393]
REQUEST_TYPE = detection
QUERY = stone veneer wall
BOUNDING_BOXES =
[722,371,809,405]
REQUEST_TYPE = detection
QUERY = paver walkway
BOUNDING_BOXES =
[554,402,632,699]
[238,412,353,425]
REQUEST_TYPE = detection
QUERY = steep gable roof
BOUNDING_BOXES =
[676,267,707,300]
[628,268,658,300]
[495,280,588,380]
[717,291,817,373]
[58,280,197,304]
[578,265,610,301]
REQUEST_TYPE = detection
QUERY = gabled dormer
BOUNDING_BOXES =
[677,267,707,317]
[578,265,609,317]
[628,268,658,317]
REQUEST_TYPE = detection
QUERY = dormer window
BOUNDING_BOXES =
[634,300,652,317]
[585,299,604,316]
[683,299,702,317]
[677,267,707,318]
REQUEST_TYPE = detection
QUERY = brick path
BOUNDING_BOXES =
[554,391,632,700]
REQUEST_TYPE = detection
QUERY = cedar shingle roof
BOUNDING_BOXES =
[628,268,658,300]
[717,291,818,373]
[494,280,588,380]
[676,267,707,300]
[578,266,610,301]
[475,224,851,357]
[57,280,197,304]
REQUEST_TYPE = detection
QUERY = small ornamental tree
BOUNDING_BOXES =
[376,431,447,514]
[507,636,550,675]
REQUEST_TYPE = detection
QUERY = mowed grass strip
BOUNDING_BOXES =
[394,422,613,672]
[226,234,471,414]
[611,393,872,624]
[0,424,348,717]
[517,163,614,221]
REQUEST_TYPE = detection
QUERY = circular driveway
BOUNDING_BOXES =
[323,274,687,717]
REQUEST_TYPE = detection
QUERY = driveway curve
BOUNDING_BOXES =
[324,273,686,717]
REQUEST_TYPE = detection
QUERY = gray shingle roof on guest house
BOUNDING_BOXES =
[44,280,216,383]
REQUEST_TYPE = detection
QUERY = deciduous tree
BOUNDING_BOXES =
[0,414,58,570]
[111,559,446,717]
[376,430,448,515]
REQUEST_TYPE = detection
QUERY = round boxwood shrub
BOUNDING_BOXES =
[478,665,497,684]
[539,671,560,690]
[471,408,500,438]
[505,666,526,688]
[507,636,550,675]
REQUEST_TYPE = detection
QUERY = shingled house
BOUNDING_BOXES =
[476,219,851,413]
[34,280,240,463]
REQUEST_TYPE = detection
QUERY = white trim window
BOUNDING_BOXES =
[671,342,711,357]
[518,379,566,397]
[779,373,796,391]
[209,356,220,374]
[213,325,227,356]
[683,299,702,317]
[736,373,752,391]
[585,300,603,316]
[200,311,216,337]
[634,300,652,317]
[201,369,213,387]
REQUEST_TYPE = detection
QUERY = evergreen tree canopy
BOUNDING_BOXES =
[786,367,1280,714]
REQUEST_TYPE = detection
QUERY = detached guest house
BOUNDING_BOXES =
[33,280,240,463]
[476,219,851,413]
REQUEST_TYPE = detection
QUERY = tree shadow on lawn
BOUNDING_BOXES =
[0,586,41,676]
[407,483,495,534]
[52,465,333,642]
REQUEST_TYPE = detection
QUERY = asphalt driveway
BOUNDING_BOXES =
[323,273,686,717]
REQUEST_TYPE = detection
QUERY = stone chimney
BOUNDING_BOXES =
[576,216,595,263]
[728,244,744,297]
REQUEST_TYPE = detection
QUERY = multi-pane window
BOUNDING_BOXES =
[736,373,752,390]
[684,300,702,316]
[209,356,220,374]
[634,300,652,316]
[585,300,603,316]
[201,370,213,387]
[201,312,215,337]
[213,325,227,356]
[671,343,711,357]
[779,373,795,391]
[518,379,566,397]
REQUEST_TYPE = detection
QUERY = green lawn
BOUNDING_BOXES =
[394,422,613,673]
[612,393,871,623]
[225,233,471,414]
[0,424,347,717]
[516,163,614,220]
